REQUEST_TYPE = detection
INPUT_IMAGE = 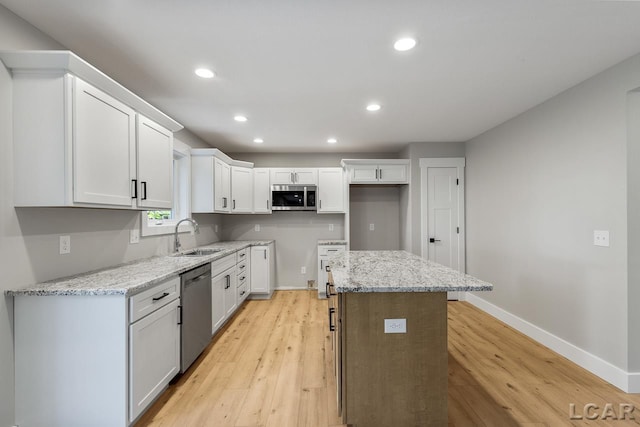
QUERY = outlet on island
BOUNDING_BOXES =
[301,266,306,274]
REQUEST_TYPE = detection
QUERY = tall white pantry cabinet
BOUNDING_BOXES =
[1,51,182,209]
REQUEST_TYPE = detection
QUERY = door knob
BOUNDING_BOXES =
[429,238,441,243]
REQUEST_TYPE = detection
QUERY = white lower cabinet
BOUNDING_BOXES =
[250,242,275,298]
[13,275,181,427]
[318,244,347,298]
[211,254,237,334]
[224,271,238,318]
[129,298,180,422]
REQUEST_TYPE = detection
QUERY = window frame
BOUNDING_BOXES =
[140,140,193,237]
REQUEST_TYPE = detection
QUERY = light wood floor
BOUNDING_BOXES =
[135,291,640,426]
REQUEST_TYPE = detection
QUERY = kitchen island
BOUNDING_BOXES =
[327,250,492,427]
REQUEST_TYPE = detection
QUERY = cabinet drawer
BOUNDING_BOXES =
[211,254,236,277]
[238,281,248,302]
[237,259,248,276]
[236,248,248,263]
[129,276,180,323]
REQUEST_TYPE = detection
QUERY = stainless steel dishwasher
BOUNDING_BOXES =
[180,263,212,373]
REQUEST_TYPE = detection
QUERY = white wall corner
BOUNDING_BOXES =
[463,292,639,393]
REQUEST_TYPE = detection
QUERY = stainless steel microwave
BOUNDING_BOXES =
[271,185,317,211]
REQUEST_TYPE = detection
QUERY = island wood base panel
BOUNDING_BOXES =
[340,292,447,427]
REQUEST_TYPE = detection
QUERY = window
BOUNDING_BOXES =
[140,140,192,236]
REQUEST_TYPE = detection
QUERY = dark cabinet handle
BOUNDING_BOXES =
[429,238,441,243]
[131,179,137,199]
[325,282,330,299]
[233,199,236,210]
[223,197,227,208]
[177,305,182,325]
[239,276,246,281]
[141,181,147,200]
[328,307,336,332]
[239,264,245,269]
[240,291,246,296]
[375,169,378,180]
[225,275,230,289]
[379,169,382,180]
[152,292,169,301]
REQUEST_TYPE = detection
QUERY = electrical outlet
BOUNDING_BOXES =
[255,224,261,232]
[308,280,315,289]
[59,235,70,254]
[329,223,334,231]
[594,230,610,247]
[301,266,306,274]
[369,223,375,231]
[129,229,140,244]
[384,318,407,334]
[214,224,219,233]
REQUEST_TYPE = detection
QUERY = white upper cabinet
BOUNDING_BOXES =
[191,149,255,214]
[231,166,253,213]
[342,159,410,184]
[136,115,173,209]
[72,77,137,207]
[215,158,232,213]
[253,168,272,214]
[3,51,182,209]
[317,168,345,213]
[270,168,318,185]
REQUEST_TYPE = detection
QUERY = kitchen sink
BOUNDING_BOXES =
[176,248,223,257]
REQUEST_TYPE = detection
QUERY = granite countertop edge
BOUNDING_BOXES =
[328,250,494,294]
[6,240,273,297]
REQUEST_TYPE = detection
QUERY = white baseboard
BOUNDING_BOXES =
[274,286,308,291]
[464,292,640,393]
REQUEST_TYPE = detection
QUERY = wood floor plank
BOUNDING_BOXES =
[136,291,640,427]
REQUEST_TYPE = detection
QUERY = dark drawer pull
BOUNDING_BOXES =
[328,307,336,332]
[152,292,169,302]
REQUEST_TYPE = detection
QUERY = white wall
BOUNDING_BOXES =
[349,186,401,250]
[465,53,640,377]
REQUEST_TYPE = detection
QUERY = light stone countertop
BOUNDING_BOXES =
[5,240,273,297]
[318,239,348,246]
[328,250,493,293]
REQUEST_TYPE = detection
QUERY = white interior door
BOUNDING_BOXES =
[420,158,465,300]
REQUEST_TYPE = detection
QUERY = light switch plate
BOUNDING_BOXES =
[129,229,140,244]
[329,223,334,231]
[384,318,406,334]
[594,230,610,247]
[369,223,375,231]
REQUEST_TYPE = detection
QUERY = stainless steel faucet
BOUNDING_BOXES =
[174,218,200,252]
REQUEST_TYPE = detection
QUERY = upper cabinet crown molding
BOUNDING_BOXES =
[0,50,182,132]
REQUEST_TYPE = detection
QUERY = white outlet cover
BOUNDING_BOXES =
[384,318,406,334]
[594,230,610,247]
[215,224,219,233]
[129,229,140,244]
[369,223,375,231]
[255,224,261,232]
[301,266,306,274]
[59,235,70,254]
[329,223,334,231]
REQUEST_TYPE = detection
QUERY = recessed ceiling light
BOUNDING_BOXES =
[327,138,337,144]
[195,68,215,78]
[394,37,416,51]
[253,138,264,144]
[234,115,248,122]
[366,103,381,112]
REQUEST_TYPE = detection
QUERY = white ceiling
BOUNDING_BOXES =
[3,0,640,153]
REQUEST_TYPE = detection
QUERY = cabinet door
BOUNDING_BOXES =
[224,272,238,317]
[349,165,379,183]
[250,246,269,294]
[318,168,344,213]
[270,168,294,185]
[231,166,253,213]
[137,115,173,209]
[253,168,271,213]
[214,158,231,213]
[212,271,227,333]
[191,156,214,213]
[129,298,180,422]
[378,164,408,183]
[73,77,136,207]
[293,168,318,185]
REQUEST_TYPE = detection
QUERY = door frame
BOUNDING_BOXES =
[419,157,466,282]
